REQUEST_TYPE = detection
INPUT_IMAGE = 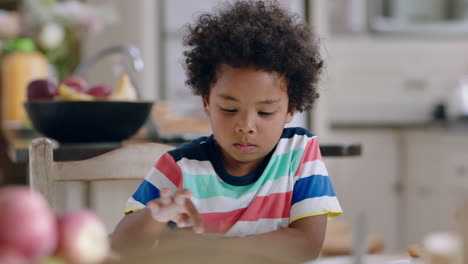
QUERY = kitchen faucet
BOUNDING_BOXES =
[73,44,163,141]
[73,44,144,99]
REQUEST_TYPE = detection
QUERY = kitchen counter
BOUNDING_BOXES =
[3,128,362,164]
[331,119,468,131]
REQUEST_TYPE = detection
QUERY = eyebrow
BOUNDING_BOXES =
[217,94,281,104]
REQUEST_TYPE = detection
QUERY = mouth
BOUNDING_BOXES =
[233,143,256,153]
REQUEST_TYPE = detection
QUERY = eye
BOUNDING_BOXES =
[221,108,237,113]
[258,111,274,116]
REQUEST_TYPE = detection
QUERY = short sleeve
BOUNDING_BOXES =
[289,136,342,223]
[124,152,183,214]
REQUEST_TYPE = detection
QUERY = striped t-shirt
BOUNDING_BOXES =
[125,127,342,237]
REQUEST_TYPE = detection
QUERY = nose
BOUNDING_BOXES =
[235,112,256,134]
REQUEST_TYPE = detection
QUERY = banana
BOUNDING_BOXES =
[107,73,138,101]
[58,84,94,101]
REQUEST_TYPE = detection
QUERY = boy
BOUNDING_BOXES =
[111,0,342,261]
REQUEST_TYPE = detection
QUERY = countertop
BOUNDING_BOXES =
[3,128,361,164]
[331,119,468,131]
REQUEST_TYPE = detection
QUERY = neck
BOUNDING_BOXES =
[221,153,263,177]
[225,163,257,177]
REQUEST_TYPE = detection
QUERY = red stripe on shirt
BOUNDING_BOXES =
[295,137,322,177]
[200,191,292,233]
[154,153,183,188]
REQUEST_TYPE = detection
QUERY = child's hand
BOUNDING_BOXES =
[147,188,204,233]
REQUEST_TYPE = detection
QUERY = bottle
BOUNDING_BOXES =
[1,38,48,129]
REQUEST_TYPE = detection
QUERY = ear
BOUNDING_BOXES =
[285,109,295,123]
[202,96,210,117]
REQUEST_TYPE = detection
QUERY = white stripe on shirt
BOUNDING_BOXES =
[177,158,217,176]
[145,167,178,191]
[125,196,145,210]
[192,174,294,213]
[294,160,329,181]
[275,134,315,155]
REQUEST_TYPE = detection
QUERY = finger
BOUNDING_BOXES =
[148,201,171,222]
[175,188,193,197]
[147,202,160,218]
[160,188,172,197]
[180,188,193,197]
[172,188,193,207]
[173,189,191,206]
[148,198,179,222]
[175,214,191,228]
[151,205,182,222]
[159,189,173,205]
[184,198,204,233]
[151,189,192,222]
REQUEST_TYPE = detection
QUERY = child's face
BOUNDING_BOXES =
[203,65,295,174]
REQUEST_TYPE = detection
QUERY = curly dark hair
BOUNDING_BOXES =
[183,0,323,112]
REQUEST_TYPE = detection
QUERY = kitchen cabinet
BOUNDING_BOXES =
[326,38,468,125]
[311,0,468,251]
[325,129,401,252]
[312,0,468,125]
[327,127,468,251]
[403,129,468,246]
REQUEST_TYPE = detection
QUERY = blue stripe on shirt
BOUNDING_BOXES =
[281,127,314,139]
[132,179,160,206]
[168,136,212,162]
[292,175,336,205]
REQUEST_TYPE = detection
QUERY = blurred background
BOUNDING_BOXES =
[2,0,468,254]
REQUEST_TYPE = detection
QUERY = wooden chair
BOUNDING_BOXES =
[28,137,174,232]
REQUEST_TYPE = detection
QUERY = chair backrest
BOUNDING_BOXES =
[29,137,174,231]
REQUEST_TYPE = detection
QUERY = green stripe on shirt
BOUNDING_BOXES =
[183,148,304,199]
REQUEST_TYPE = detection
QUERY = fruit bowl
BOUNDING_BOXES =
[24,101,153,143]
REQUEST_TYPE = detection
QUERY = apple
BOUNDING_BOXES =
[55,210,110,264]
[0,186,58,261]
[0,248,29,264]
[87,84,112,98]
[27,79,58,100]
[60,76,88,93]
